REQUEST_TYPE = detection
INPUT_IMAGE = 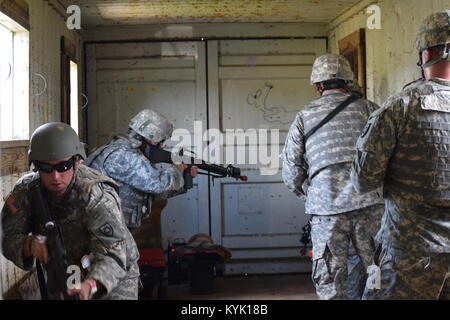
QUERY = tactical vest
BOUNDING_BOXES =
[385,82,450,206]
[302,92,371,179]
[75,163,120,198]
[84,137,151,229]
[26,165,134,266]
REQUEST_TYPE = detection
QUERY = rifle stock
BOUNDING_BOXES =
[30,183,78,300]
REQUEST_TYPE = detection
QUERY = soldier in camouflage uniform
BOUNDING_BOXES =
[281,54,385,300]
[1,122,140,300]
[352,11,450,300]
[84,108,197,231]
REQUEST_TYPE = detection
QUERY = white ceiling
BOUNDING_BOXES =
[57,0,362,26]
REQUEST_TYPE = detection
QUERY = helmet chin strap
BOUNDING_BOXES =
[317,80,349,96]
[419,44,450,70]
[127,129,143,149]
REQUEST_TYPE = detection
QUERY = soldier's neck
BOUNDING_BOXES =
[424,61,450,80]
[321,88,346,96]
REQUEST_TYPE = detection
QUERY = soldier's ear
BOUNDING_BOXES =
[421,48,432,65]
[421,45,446,65]
[316,83,323,95]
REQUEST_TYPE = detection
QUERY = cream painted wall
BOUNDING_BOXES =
[1,0,448,298]
[329,0,449,106]
[28,0,83,133]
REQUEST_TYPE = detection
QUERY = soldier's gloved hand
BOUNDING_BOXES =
[24,235,49,263]
[191,165,198,178]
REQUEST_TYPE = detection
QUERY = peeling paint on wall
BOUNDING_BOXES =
[0,173,27,298]
[57,0,362,25]
[329,0,449,105]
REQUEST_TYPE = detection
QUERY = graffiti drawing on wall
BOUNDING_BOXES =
[247,83,299,125]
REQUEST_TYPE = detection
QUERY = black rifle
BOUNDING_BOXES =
[299,218,311,257]
[147,148,247,189]
[30,183,78,300]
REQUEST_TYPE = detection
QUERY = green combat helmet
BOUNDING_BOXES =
[310,53,355,85]
[129,109,173,143]
[28,122,86,163]
[415,10,450,69]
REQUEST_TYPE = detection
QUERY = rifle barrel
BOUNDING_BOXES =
[150,149,247,180]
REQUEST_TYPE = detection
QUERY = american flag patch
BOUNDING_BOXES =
[4,194,21,214]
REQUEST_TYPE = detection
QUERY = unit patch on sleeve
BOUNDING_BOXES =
[98,223,114,237]
[4,194,21,214]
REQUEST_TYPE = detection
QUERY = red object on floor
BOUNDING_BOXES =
[299,248,313,260]
[138,248,166,268]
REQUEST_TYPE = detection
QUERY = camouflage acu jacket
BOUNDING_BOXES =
[352,78,450,253]
[84,136,185,229]
[281,91,384,215]
[1,164,140,296]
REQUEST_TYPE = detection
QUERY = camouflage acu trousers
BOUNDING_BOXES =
[363,245,449,300]
[347,241,366,300]
[310,204,384,300]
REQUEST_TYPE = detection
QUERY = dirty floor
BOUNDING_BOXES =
[166,273,316,300]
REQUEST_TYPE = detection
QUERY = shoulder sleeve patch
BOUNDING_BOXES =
[98,223,114,237]
[4,193,21,214]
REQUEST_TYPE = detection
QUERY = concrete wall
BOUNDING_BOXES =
[329,0,449,106]
[0,0,82,298]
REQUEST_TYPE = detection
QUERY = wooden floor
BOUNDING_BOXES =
[166,273,316,300]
